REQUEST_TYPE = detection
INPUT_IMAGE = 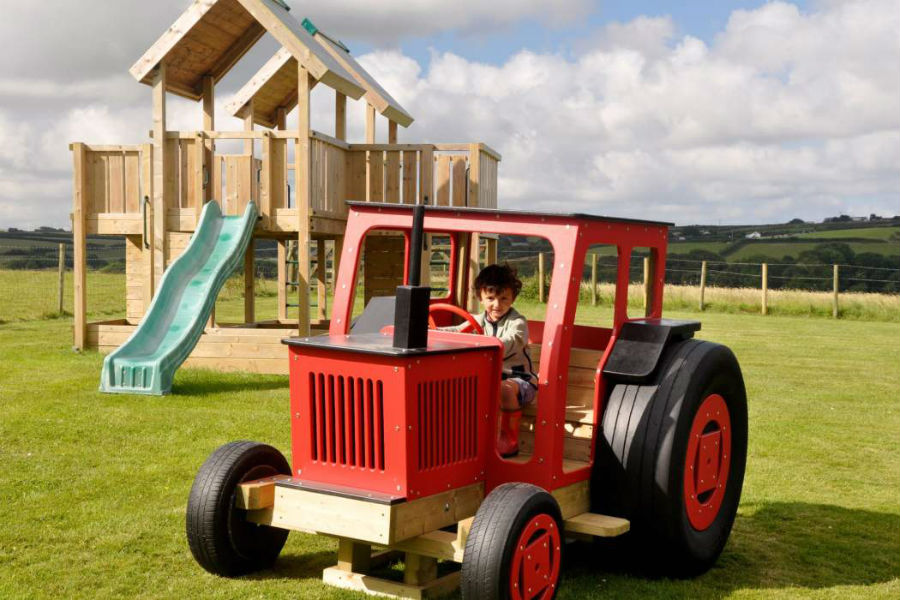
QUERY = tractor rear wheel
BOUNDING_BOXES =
[592,339,747,576]
[461,483,563,600]
[186,441,291,576]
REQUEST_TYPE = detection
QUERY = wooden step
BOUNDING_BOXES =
[564,512,630,538]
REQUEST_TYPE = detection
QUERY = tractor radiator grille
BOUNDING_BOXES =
[417,375,478,470]
[308,373,385,471]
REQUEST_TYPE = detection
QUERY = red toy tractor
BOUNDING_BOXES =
[186,203,747,599]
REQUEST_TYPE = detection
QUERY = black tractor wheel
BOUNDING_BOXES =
[592,339,748,577]
[461,483,563,600]
[186,441,291,576]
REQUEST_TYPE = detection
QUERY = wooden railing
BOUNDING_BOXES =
[72,132,500,235]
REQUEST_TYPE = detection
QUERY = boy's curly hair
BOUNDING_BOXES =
[473,263,523,298]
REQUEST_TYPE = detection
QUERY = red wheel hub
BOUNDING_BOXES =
[684,393,732,531]
[509,514,561,600]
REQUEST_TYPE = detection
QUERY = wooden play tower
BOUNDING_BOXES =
[70,0,499,374]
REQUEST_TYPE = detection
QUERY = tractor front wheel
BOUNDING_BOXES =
[186,441,291,576]
[461,483,563,600]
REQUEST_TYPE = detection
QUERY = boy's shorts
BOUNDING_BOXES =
[508,377,537,408]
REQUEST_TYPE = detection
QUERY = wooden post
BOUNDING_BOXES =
[57,243,66,314]
[365,105,376,143]
[202,75,215,203]
[295,65,314,336]
[71,142,87,350]
[761,263,768,316]
[277,241,287,322]
[244,240,255,324]
[317,239,327,321]
[591,253,598,306]
[141,142,155,306]
[538,252,545,303]
[833,264,840,319]
[335,91,346,141]
[699,260,707,311]
[388,120,398,144]
[337,539,371,573]
[403,553,437,586]
[468,144,480,208]
[243,106,254,155]
[151,63,168,291]
[642,256,650,313]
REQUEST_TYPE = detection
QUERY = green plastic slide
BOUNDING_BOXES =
[100,201,258,395]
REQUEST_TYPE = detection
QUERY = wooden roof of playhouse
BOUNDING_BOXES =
[128,0,366,101]
[226,19,414,129]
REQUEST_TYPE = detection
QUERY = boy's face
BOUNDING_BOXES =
[479,287,515,322]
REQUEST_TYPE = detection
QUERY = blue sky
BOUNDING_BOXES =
[350,1,810,67]
[0,0,896,228]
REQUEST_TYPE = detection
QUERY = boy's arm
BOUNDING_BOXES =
[497,315,529,359]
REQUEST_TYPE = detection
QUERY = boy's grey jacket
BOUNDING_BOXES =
[450,307,535,376]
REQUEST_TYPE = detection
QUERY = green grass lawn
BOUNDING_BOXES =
[1,309,898,599]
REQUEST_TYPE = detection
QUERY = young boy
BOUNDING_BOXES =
[453,264,537,457]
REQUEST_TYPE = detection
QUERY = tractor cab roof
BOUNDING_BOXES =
[346,202,673,229]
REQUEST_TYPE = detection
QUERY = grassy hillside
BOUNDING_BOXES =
[1,311,897,599]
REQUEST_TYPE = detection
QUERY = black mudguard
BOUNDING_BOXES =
[602,318,701,383]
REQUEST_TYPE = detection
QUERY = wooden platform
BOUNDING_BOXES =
[85,320,327,375]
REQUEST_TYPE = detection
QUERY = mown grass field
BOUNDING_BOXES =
[1,286,898,598]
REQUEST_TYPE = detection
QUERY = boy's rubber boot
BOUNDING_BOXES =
[497,408,523,458]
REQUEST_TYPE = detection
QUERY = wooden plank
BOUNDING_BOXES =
[247,485,392,544]
[388,120,398,144]
[277,240,287,321]
[419,147,433,204]
[468,144,480,208]
[367,150,384,202]
[551,481,590,520]
[322,567,460,600]
[389,484,483,544]
[402,151,417,204]
[384,151,401,203]
[434,156,451,206]
[346,151,366,202]
[565,513,630,538]
[450,157,467,206]
[391,530,464,563]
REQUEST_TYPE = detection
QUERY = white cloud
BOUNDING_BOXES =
[1,0,898,229]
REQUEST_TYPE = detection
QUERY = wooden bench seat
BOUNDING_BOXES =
[516,344,604,466]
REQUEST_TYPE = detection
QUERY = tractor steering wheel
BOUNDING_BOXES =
[427,303,484,334]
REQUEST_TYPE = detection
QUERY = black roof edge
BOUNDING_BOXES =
[345,201,673,228]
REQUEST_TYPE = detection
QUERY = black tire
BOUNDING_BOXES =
[462,483,563,600]
[186,441,291,576]
[592,339,748,577]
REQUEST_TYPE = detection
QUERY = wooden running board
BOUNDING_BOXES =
[564,512,630,537]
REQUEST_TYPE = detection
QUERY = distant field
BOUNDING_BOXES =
[795,226,900,241]
[728,240,899,261]
[666,241,731,255]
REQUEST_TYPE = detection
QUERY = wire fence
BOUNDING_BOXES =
[1,236,897,323]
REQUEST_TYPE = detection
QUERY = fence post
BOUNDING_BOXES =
[591,253,598,306]
[833,264,839,319]
[57,243,66,314]
[642,256,650,311]
[761,263,768,316]
[699,260,707,311]
[538,253,545,303]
